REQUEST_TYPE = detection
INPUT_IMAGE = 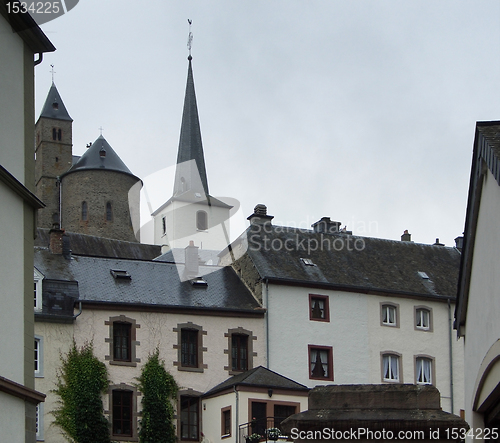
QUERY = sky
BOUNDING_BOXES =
[35,0,500,247]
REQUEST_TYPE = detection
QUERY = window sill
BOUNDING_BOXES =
[109,360,137,367]
[177,365,205,373]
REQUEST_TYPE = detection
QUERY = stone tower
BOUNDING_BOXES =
[35,82,73,228]
[60,135,142,242]
[152,55,232,250]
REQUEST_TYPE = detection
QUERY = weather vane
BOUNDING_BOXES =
[187,19,193,57]
[50,64,56,83]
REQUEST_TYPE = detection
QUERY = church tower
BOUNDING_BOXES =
[152,55,232,251]
[35,82,73,228]
[60,135,142,242]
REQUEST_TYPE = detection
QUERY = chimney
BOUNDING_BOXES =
[401,230,412,242]
[454,236,464,252]
[184,241,199,280]
[49,224,65,254]
[433,238,444,246]
[247,204,274,225]
[312,217,341,234]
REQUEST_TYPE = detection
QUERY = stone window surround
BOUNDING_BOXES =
[105,315,141,367]
[224,327,257,375]
[173,322,208,373]
[308,344,334,381]
[380,351,403,383]
[309,293,330,322]
[221,406,231,438]
[414,305,433,332]
[380,302,400,328]
[34,335,43,378]
[178,390,202,441]
[414,354,436,385]
[105,383,139,442]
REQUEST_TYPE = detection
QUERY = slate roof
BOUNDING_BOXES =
[239,224,460,298]
[38,82,72,121]
[63,135,138,179]
[35,228,161,260]
[203,366,309,397]
[34,247,262,313]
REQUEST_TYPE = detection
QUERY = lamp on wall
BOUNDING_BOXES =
[268,388,273,398]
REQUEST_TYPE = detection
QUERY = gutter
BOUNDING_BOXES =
[73,300,82,319]
[234,385,239,443]
[265,278,269,368]
[448,299,454,413]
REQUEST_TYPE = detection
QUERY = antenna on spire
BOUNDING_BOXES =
[187,19,193,59]
[50,64,56,83]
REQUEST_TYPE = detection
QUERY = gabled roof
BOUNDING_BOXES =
[34,247,263,314]
[234,224,460,299]
[38,83,72,122]
[63,135,138,179]
[455,121,500,336]
[173,56,209,197]
[203,366,309,397]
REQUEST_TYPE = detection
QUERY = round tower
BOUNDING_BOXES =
[60,135,141,242]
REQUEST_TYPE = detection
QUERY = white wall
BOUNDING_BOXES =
[0,391,26,443]
[463,169,500,428]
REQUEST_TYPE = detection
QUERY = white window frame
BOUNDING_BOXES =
[36,402,44,440]
[414,306,433,332]
[415,356,433,385]
[34,268,43,312]
[382,353,400,382]
[34,335,43,377]
[380,303,399,327]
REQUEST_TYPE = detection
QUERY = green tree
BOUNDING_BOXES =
[52,340,110,443]
[137,348,178,443]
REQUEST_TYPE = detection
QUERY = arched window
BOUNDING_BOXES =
[52,128,57,140]
[57,128,62,141]
[106,202,113,221]
[196,211,208,231]
[81,201,88,221]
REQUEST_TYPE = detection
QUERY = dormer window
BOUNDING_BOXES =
[196,211,208,231]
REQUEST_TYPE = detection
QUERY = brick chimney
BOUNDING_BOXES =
[184,240,199,280]
[312,217,341,234]
[401,230,412,242]
[247,204,274,225]
[49,224,64,254]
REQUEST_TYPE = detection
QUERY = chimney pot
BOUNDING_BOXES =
[312,217,341,234]
[247,204,274,225]
[401,230,412,242]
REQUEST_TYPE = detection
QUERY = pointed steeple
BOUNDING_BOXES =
[173,56,209,196]
[38,82,73,122]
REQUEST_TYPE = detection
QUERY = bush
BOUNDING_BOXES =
[137,348,178,443]
[52,340,110,443]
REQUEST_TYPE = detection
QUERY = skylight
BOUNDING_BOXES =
[417,271,429,279]
[110,269,131,280]
[300,258,315,266]
[191,277,208,287]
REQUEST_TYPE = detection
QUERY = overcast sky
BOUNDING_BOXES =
[36,0,500,247]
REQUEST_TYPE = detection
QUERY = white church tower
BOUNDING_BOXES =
[152,54,232,253]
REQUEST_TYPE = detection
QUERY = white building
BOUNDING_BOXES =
[0,5,54,442]
[222,207,465,415]
[455,121,500,430]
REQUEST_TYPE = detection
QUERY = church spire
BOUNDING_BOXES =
[173,55,209,197]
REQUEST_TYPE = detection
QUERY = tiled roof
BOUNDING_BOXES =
[240,224,460,298]
[38,83,72,121]
[203,366,309,397]
[34,247,262,313]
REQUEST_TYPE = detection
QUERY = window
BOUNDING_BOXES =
[415,306,433,331]
[196,210,208,231]
[225,328,256,374]
[105,315,140,367]
[34,336,43,377]
[221,406,231,437]
[36,402,44,440]
[182,330,198,368]
[81,201,88,221]
[162,216,166,235]
[106,202,113,221]
[382,353,401,382]
[34,268,43,311]
[415,356,433,385]
[180,396,199,441]
[174,323,207,372]
[113,322,131,361]
[380,303,399,327]
[309,294,329,321]
[308,345,334,381]
[108,385,138,440]
[232,334,248,372]
[52,127,56,140]
[274,404,297,430]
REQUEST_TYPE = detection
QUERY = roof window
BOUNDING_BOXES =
[417,271,429,279]
[300,258,315,266]
[110,269,131,280]
[190,277,208,287]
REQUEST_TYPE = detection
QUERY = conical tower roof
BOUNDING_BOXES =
[63,135,138,179]
[173,56,209,196]
[38,82,73,121]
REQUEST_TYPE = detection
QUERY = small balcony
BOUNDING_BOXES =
[239,417,291,443]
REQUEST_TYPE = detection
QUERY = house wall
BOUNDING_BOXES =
[266,284,464,414]
[35,308,265,442]
[463,168,500,428]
